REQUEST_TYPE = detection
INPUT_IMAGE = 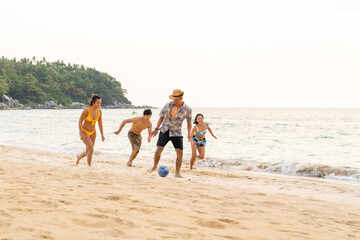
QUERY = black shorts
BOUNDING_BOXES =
[156,130,183,150]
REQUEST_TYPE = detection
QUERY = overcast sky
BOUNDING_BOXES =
[1,0,360,108]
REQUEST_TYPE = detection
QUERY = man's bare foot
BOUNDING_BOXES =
[75,155,80,166]
[175,174,183,178]
[127,161,133,167]
[147,167,156,173]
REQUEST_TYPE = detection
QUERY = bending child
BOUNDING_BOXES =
[114,109,152,166]
[189,113,217,170]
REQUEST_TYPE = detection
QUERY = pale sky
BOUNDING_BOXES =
[1,0,360,108]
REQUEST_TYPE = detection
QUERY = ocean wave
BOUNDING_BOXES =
[193,158,360,182]
[315,135,334,139]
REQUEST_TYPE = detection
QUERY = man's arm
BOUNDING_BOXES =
[147,122,152,142]
[186,109,193,142]
[190,126,196,145]
[187,120,192,142]
[150,116,164,138]
[114,117,138,135]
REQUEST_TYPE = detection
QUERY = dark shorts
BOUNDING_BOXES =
[128,131,142,151]
[157,130,183,150]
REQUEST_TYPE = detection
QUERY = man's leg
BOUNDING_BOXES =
[127,133,142,167]
[127,147,139,167]
[148,131,169,173]
[175,149,183,177]
[171,136,184,177]
[147,146,164,172]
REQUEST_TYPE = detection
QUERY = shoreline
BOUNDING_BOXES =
[1,141,359,183]
[1,145,359,239]
[0,105,157,110]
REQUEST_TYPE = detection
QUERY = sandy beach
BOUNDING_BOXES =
[0,145,359,240]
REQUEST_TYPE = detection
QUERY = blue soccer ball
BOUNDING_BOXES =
[158,166,169,177]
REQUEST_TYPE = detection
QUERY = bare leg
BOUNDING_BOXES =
[147,146,164,172]
[175,149,183,177]
[76,130,95,166]
[190,142,197,170]
[76,149,88,165]
[197,146,205,159]
[77,131,90,165]
[87,132,96,166]
[127,147,140,167]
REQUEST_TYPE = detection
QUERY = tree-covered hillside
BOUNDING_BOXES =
[0,57,131,106]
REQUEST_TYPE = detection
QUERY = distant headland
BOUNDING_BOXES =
[0,57,154,110]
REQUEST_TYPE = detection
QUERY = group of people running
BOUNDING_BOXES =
[76,89,217,177]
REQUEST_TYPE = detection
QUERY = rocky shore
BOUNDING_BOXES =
[0,95,154,110]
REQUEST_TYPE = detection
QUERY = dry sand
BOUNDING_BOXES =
[0,145,359,240]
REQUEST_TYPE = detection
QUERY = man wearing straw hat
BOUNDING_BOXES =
[148,89,192,177]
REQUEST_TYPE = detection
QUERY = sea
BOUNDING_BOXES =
[1,108,360,182]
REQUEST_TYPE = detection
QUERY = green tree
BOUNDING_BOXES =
[0,57,131,106]
[0,75,9,101]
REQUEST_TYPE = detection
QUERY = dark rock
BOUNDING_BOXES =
[69,102,86,109]
[0,102,8,110]
[3,95,18,108]
[44,100,57,109]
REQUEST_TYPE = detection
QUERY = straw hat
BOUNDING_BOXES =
[169,89,184,100]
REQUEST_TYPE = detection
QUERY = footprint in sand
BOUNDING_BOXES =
[161,232,193,239]
[104,196,122,201]
[37,199,58,208]
[71,218,109,228]
[0,220,11,228]
[39,233,53,239]
[260,201,282,206]
[214,234,244,240]
[268,220,281,225]
[138,208,152,214]
[195,210,207,215]
[114,217,136,227]
[85,213,110,219]
[17,226,34,232]
[218,218,239,224]
[0,210,12,218]
[102,228,125,237]
[58,200,72,205]
[249,192,267,196]
[196,219,226,229]
[345,220,360,227]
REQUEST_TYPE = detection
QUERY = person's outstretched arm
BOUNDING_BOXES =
[150,117,164,138]
[207,123,217,139]
[98,110,105,141]
[114,117,137,135]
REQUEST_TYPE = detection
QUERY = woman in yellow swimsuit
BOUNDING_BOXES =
[76,94,105,166]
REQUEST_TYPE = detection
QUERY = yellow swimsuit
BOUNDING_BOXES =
[82,108,100,136]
